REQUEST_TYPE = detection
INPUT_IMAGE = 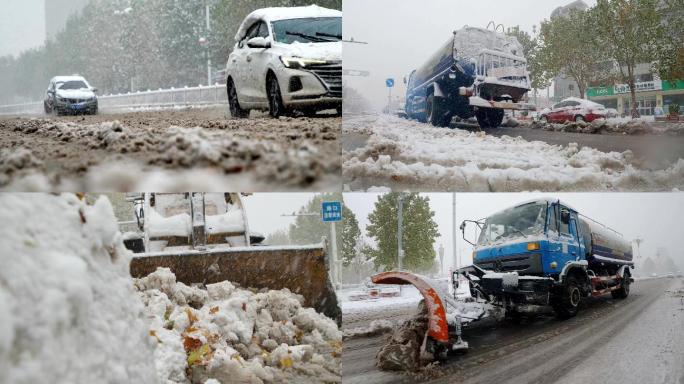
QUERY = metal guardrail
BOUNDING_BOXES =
[0,84,228,115]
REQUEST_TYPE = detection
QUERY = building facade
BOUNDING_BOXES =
[587,63,684,116]
[45,0,90,41]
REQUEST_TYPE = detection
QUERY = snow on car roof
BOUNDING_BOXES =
[52,75,88,83]
[235,5,341,41]
[562,97,604,108]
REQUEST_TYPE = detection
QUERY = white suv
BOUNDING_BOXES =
[226,6,342,118]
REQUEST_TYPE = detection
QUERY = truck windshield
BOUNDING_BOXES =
[477,202,547,246]
[272,17,341,44]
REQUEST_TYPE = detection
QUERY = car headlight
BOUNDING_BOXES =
[280,56,326,69]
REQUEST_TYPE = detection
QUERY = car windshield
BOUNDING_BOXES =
[271,17,341,44]
[57,80,88,90]
[477,202,547,246]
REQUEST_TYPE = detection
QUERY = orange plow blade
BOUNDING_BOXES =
[371,271,450,344]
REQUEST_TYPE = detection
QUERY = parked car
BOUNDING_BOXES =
[539,97,607,123]
[44,75,98,115]
[225,5,342,118]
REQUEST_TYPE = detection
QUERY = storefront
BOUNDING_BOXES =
[587,79,684,116]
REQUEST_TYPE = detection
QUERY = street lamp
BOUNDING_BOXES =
[633,237,643,260]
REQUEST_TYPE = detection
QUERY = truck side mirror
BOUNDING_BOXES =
[403,76,407,85]
[460,220,480,246]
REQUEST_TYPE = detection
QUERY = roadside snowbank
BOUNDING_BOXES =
[0,194,157,384]
[343,114,684,191]
[529,118,684,136]
[136,267,342,384]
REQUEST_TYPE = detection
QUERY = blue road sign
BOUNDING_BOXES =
[386,78,395,88]
[321,201,342,222]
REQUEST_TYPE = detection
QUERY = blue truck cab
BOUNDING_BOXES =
[404,25,535,128]
[458,199,634,318]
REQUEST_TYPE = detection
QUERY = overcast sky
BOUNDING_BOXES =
[344,192,684,275]
[0,0,44,57]
[343,0,597,110]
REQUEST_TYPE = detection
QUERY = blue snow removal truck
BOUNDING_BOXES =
[458,198,634,319]
[404,26,535,128]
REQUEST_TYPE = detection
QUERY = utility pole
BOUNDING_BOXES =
[397,194,404,270]
[205,1,212,86]
[452,193,458,271]
[438,243,444,275]
[330,220,339,287]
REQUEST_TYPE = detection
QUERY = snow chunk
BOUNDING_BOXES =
[0,194,157,383]
[136,268,341,383]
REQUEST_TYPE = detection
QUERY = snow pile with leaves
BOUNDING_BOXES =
[0,194,157,384]
[343,114,684,191]
[135,267,342,384]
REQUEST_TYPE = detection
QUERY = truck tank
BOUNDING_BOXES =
[411,27,524,90]
[579,218,633,265]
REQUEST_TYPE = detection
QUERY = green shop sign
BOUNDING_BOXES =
[587,86,614,97]
[663,80,684,91]
[588,79,684,98]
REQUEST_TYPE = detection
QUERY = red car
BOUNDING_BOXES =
[540,97,607,123]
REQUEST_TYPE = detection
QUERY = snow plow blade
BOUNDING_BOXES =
[371,271,450,345]
[130,244,341,323]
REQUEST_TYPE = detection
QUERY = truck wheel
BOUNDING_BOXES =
[427,94,450,127]
[505,309,524,324]
[44,101,52,114]
[476,108,504,128]
[267,74,287,118]
[227,79,249,118]
[552,276,581,319]
[611,272,630,299]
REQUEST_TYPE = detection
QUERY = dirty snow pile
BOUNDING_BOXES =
[343,319,395,339]
[0,194,158,384]
[343,114,684,191]
[530,117,684,136]
[135,267,342,384]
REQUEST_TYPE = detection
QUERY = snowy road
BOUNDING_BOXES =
[342,114,684,192]
[0,107,340,191]
[342,277,684,384]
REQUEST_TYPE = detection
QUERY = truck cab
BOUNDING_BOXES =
[460,199,633,319]
[471,200,585,278]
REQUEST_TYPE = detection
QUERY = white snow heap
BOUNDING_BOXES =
[147,207,192,238]
[343,114,684,191]
[135,267,342,384]
[205,209,245,234]
[0,194,158,384]
[235,5,342,41]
